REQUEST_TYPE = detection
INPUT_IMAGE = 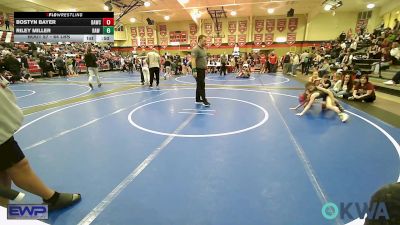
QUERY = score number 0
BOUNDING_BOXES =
[103,18,114,26]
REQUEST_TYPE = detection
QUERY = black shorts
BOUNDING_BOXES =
[0,136,25,171]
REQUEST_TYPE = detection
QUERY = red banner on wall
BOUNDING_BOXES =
[288,18,298,32]
[0,12,4,26]
[265,33,274,46]
[238,34,246,47]
[206,36,212,47]
[190,35,197,48]
[131,38,138,47]
[356,19,368,33]
[266,19,275,32]
[255,20,264,33]
[189,23,197,35]
[146,26,154,37]
[238,20,247,33]
[228,21,237,34]
[159,24,167,36]
[277,19,286,32]
[139,38,146,48]
[205,23,212,35]
[160,37,168,49]
[147,38,154,48]
[287,33,296,45]
[214,37,222,47]
[138,26,145,37]
[228,35,236,46]
[130,27,137,37]
[254,34,263,46]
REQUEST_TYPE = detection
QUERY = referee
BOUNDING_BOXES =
[191,35,210,107]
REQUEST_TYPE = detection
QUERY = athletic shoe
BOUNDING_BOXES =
[89,83,93,90]
[203,101,211,107]
[340,113,349,123]
[383,80,394,85]
[98,83,102,88]
[195,101,203,104]
[46,192,81,211]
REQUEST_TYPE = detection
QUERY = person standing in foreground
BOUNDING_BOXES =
[0,76,81,210]
[191,35,210,107]
[84,47,102,90]
[147,48,161,87]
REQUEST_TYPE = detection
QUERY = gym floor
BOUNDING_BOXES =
[9,71,400,225]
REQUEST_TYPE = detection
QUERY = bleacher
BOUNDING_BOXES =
[352,58,381,76]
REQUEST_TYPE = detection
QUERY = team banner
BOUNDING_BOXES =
[159,24,167,36]
[254,34,263,46]
[206,36,212,47]
[214,37,222,47]
[265,33,274,46]
[255,19,264,33]
[238,34,246,47]
[288,18,298,32]
[139,38,146,48]
[228,35,236,46]
[287,32,296,45]
[190,35,197,48]
[160,37,168,49]
[214,22,222,33]
[189,23,197,35]
[138,26,145,37]
[266,19,275,32]
[0,12,4,26]
[204,23,212,35]
[131,38,138,47]
[277,18,286,32]
[130,27,137,37]
[238,20,247,33]
[356,19,368,33]
[147,38,154,48]
[146,26,154,37]
[228,21,237,34]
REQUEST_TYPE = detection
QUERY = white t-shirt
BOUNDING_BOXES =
[0,77,24,145]
[390,47,400,60]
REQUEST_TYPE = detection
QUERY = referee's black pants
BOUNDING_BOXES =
[195,68,207,102]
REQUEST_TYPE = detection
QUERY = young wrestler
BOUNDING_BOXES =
[236,63,251,78]
[291,82,349,122]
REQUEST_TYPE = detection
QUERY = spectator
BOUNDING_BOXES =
[268,51,278,73]
[282,52,291,75]
[390,42,400,65]
[349,75,376,102]
[147,48,161,87]
[55,54,67,76]
[332,73,353,99]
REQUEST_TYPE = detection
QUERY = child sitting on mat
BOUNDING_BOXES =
[236,63,251,78]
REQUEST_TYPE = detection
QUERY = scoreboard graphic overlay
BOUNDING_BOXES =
[14,12,114,43]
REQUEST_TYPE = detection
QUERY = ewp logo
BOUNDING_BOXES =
[321,202,389,221]
[7,204,48,220]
